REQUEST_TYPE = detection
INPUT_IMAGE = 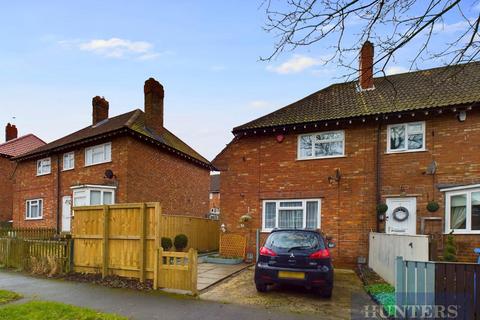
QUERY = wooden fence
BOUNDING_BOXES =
[0,227,56,239]
[395,257,480,319]
[155,248,198,295]
[0,237,72,273]
[72,202,217,293]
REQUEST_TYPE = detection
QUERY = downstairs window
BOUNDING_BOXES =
[262,199,321,232]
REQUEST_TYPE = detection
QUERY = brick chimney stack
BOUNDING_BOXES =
[92,96,109,125]
[5,123,18,142]
[144,78,164,134]
[359,41,374,90]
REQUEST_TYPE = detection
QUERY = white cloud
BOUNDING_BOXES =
[267,54,324,74]
[385,66,409,75]
[62,38,161,60]
[433,20,470,34]
[248,100,272,108]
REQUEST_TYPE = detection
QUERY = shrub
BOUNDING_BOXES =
[161,237,173,251]
[174,234,188,251]
[426,201,440,212]
[376,203,388,214]
[443,234,457,262]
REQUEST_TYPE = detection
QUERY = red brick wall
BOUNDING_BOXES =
[215,108,480,267]
[0,157,15,222]
[12,135,210,229]
[126,138,209,217]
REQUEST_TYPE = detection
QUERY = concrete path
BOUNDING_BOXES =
[197,262,249,291]
[0,270,318,320]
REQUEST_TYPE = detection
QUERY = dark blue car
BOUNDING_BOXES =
[254,229,335,298]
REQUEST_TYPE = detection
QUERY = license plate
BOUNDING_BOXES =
[278,271,305,280]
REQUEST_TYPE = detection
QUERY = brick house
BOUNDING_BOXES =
[213,42,480,267]
[12,78,213,232]
[209,173,220,218]
[0,124,45,223]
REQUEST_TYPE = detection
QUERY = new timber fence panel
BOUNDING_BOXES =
[72,202,218,287]
[155,248,198,295]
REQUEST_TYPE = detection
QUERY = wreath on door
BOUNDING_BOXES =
[392,206,410,222]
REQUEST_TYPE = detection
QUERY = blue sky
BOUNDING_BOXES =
[0,1,478,160]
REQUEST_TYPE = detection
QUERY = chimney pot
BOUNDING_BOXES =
[5,123,18,142]
[92,96,109,125]
[144,78,164,134]
[359,41,374,90]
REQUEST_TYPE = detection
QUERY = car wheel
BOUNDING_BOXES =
[318,287,332,299]
[255,283,268,293]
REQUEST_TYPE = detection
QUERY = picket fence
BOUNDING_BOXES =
[395,257,480,319]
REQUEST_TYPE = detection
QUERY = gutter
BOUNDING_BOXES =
[375,120,382,232]
[56,155,61,233]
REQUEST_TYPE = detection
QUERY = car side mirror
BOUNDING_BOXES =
[327,242,336,249]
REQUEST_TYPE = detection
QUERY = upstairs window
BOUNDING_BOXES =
[26,199,43,220]
[298,130,345,160]
[387,122,425,153]
[63,152,75,171]
[36,158,51,176]
[85,142,111,166]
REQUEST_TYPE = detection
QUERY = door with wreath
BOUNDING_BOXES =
[385,197,417,235]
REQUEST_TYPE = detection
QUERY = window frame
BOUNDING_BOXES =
[36,158,51,176]
[297,130,345,160]
[25,198,43,220]
[85,142,112,167]
[262,199,321,232]
[62,152,75,171]
[71,185,116,207]
[445,187,480,234]
[386,121,426,153]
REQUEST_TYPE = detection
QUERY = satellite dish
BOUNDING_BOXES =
[425,161,437,175]
[104,169,114,179]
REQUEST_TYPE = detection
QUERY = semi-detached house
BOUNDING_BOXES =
[214,42,480,267]
[12,78,213,232]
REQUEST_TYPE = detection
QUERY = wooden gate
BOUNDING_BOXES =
[154,248,198,295]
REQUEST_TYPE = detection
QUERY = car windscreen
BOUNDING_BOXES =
[266,231,324,251]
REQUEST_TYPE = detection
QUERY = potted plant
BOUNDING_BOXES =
[174,234,188,252]
[161,237,173,251]
[426,200,440,213]
[239,214,252,223]
[443,233,457,262]
[376,203,388,221]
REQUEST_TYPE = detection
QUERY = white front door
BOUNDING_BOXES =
[386,197,417,235]
[61,196,72,232]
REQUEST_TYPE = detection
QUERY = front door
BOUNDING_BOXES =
[386,197,417,235]
[61,196,72,232]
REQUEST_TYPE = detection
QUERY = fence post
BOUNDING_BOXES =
[139,203,147,283]
[189,248,198,296]
[102,205,110,278]
[154,247,163,290]
[395,256,405,317]
[6,238,11,268]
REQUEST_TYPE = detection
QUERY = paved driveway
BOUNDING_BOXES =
[201,267,377,320]
[197,262,249,291]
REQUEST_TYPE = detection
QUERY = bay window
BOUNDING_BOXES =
[298,131,344,160]
[72,185,115,207]
[444,186,480,234]
[262,199,321,232]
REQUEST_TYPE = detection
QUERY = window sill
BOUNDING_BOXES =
[296,155,346,161]
[385,149,427,155]
[84,160,112,168]
[36,172,51,177]
[62,168,74,172]
[444,230,480,235]
[25,217,43,221]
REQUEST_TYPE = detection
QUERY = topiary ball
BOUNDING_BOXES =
[376,203,388,214]
[161,237,173,251]
[426,201,440,212]
[174,234,188,251]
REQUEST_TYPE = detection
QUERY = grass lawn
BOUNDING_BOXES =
[0,290,21,304]
[0,301,127,320]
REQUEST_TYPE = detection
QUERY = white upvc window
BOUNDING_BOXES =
[387,121,425,153]
[262,199,321,232]
[26,199,43,220]
[72,185,116,207]
[298,130,345,160]
[85,142,111,166]
[444,186,480,234]
[36,158,51,176]
[63,152,75,171]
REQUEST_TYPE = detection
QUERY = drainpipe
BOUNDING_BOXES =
[375,121,382,232]
[56,155,61,234]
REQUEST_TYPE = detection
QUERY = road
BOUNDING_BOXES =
[0,270,320,320]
